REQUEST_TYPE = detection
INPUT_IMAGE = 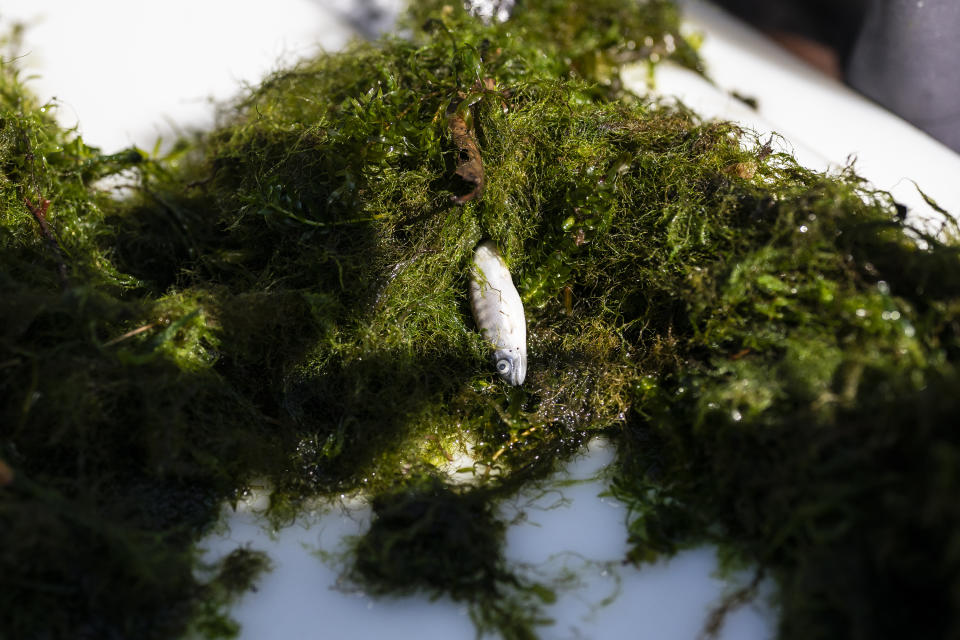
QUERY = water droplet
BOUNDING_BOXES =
[799,225,808,233]
[877,280,890,295]
[731,409,743,422]
[856,308,867,317]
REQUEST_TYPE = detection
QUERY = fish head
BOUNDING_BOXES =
[493,349,526,386]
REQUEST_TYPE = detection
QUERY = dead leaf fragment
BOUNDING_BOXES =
[447,111,484,204]
[723,161,757,180]
[0,459,13,487]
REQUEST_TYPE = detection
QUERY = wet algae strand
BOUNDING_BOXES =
[2,1,960,639]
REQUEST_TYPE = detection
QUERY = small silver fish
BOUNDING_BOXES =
[469,240,527,385]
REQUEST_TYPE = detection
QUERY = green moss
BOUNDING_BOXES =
[3,1,960,639]
[349,474,558,639]
[190,548,273,639]
[610,171,960,638]
[353,474,506,598]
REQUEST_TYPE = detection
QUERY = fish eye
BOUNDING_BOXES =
[497,359,511,373]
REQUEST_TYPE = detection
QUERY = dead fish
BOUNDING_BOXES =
[469,240,527,385]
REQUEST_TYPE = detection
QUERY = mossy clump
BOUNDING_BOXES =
[353,474,506,599]
[0,46,266,639]
[611,184,960,639]
[2,1,960,640]
[405,0,701,87]
[352,473,557,639]
[191,548,273,639]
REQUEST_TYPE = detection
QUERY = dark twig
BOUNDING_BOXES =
[103,323,159,347]
[699,569,765,640]
[24,197,69,287]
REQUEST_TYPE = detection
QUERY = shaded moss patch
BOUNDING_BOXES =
[353,475,506,599]
[350,473,559,639]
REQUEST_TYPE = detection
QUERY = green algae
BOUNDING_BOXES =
[610,172,960,638]
[2,1,960,639]
[349,473,556,640]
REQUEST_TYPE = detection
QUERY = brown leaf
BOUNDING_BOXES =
[722,161,757,180]
[0,459,13,487]
[447,111,484,205]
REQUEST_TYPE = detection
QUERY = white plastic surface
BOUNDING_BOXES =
[202,440,775,640]
[0,0,403,151]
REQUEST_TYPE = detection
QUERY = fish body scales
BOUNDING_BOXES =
[469,241,527,385]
